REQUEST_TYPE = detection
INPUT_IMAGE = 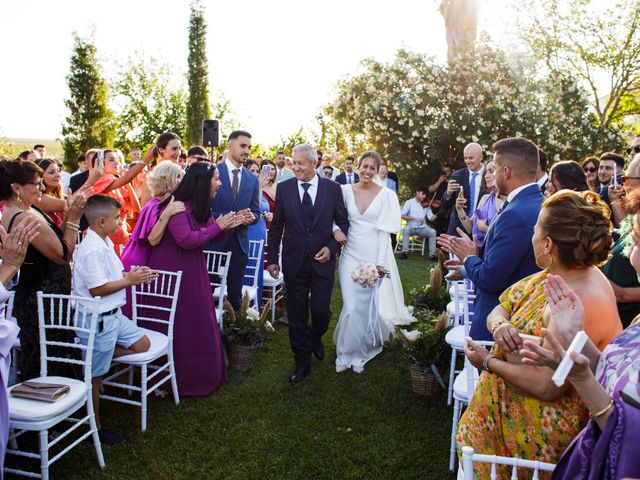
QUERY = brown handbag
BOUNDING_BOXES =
[11,381,70,403]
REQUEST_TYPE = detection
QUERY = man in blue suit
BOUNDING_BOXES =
[267,144,349,383]
[335,156,360,185]
[208,130,261,310]
[441,143,488,235]
[440,137,543,340]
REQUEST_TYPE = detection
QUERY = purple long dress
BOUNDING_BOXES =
[145,202,228,397]
[472,191,497,248]
[120,197,162,319]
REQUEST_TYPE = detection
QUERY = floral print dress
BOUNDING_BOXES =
[456,271,589,479]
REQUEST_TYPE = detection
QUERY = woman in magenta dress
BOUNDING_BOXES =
[146,162,240,396]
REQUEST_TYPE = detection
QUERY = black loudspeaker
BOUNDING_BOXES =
[202,119,219,147]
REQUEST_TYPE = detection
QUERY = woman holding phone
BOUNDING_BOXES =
[259,159,277,220]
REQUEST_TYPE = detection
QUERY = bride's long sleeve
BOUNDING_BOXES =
[375,189,402,267]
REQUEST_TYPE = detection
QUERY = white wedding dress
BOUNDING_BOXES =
[333,185,415,372]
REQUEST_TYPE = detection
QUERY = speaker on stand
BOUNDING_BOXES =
[202,119,219,162]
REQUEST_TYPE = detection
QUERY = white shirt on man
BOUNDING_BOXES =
[225,158,243,190]
[72,229,126,314]
[402,198,434,229]
[536,173,549,189]
[506,182,538,203]
[297,173,320,205]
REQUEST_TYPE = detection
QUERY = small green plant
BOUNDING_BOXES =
[407,263,450,312]
[221,292,274,346]
[393,310,450,368]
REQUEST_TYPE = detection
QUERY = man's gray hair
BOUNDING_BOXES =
[292,144,318,164]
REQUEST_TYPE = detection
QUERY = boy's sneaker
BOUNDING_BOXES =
[98,427,125,446]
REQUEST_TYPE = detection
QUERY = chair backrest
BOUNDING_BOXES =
[0,291,15,323]
[244,240,264,288]
[461,446,556,479]
[204,250,232,292]
[36,291,101,384]
[451,281,475,333]
[131,270,182,340]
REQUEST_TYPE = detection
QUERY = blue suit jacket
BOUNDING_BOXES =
[464,184,544,340]
[208,162,260,254]
[335,172,359,185]
[267,176,349,279]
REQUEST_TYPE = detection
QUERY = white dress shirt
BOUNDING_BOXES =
[72,229,126,314]
[536,173,549,189]
[402,198,434,228]
[297,173,320,205]
[506,182,538,203]
[225,158,243,190]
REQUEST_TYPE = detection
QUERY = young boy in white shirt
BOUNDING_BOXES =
[73,194,154,445]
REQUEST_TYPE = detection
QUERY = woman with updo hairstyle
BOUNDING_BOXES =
[456,190,622,477]
[139,132,183,205]
[545,160,589,197]
[0,160,88,380]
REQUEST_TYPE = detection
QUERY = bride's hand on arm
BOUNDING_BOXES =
[334,228,347,246]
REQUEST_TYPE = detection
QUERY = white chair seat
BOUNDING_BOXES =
[453,368,471,401]
[9,376,87,423]
[241,286,257,301]
[263,271,283,286]
[445,325,466,348]
[113,328,168,364]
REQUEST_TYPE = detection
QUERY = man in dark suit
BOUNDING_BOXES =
[536,148,549,194]
[267,144,349,383]
[440,137,544,340]
[208,130,260,310]
[335,156,360,185]
[441,143,487,235]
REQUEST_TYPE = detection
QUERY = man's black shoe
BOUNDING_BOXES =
[312,343,325,361]
[399,252,408,259]
[288,366,310,383]
[98,427,124,446]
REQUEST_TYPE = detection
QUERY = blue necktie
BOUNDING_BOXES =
[468,172,478,214]
[347,174,352,184]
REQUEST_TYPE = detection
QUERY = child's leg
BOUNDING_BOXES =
[91,376,103,429]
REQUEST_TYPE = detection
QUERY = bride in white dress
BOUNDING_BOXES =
[333,152,414,373]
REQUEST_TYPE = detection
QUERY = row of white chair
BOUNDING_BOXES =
[4,269,183,479]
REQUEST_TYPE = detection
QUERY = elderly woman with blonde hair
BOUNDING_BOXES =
[121,160,184,270]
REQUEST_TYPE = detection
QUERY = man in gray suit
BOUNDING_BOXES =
[276,151,295,183]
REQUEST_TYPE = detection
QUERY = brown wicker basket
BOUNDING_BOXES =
[228,343,262,372]
[409,363,441,396]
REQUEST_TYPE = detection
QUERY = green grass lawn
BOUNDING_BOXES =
[7,253,453,480]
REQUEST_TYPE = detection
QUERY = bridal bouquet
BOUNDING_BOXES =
[351,262,389,288]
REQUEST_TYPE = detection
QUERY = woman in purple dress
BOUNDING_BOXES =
[146,162,240,397]
[121,161,184,319]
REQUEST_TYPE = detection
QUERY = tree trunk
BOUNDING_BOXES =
[439,0,479,62]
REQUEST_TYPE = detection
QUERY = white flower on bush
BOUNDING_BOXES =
[401,329,422,342]
[246,308,260,321]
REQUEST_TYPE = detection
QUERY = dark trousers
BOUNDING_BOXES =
[284,258,334,369]
[226,234,249,310]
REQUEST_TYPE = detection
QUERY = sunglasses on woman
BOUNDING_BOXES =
[583,167,597,173]
[627,145,640,155]
[622,176,640,185]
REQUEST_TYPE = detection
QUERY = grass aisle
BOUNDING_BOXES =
[11,254,452,479]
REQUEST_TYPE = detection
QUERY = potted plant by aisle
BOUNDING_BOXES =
[395,309,450,396]
[407,263,450,312]
[222,293,274,372]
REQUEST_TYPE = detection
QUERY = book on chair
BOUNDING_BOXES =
[11,381,70,403]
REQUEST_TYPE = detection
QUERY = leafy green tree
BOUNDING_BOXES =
[113,54,187,153]
[324,44,622,194]
[520,0,640,128]
[186,0,211,147]
[61,33,115,168]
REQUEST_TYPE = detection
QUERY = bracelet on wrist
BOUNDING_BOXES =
[491,320,507,334]
[590,399,614,419]
[482,353,495,373]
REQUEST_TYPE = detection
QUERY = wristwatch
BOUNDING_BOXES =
[482,353,495,373]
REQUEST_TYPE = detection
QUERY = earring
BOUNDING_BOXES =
[536,252,553,269]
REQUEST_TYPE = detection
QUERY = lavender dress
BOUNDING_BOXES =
[0,282,19,477]
[145,202,228,397]
[552,321,640,479]
[472,191,497,248]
